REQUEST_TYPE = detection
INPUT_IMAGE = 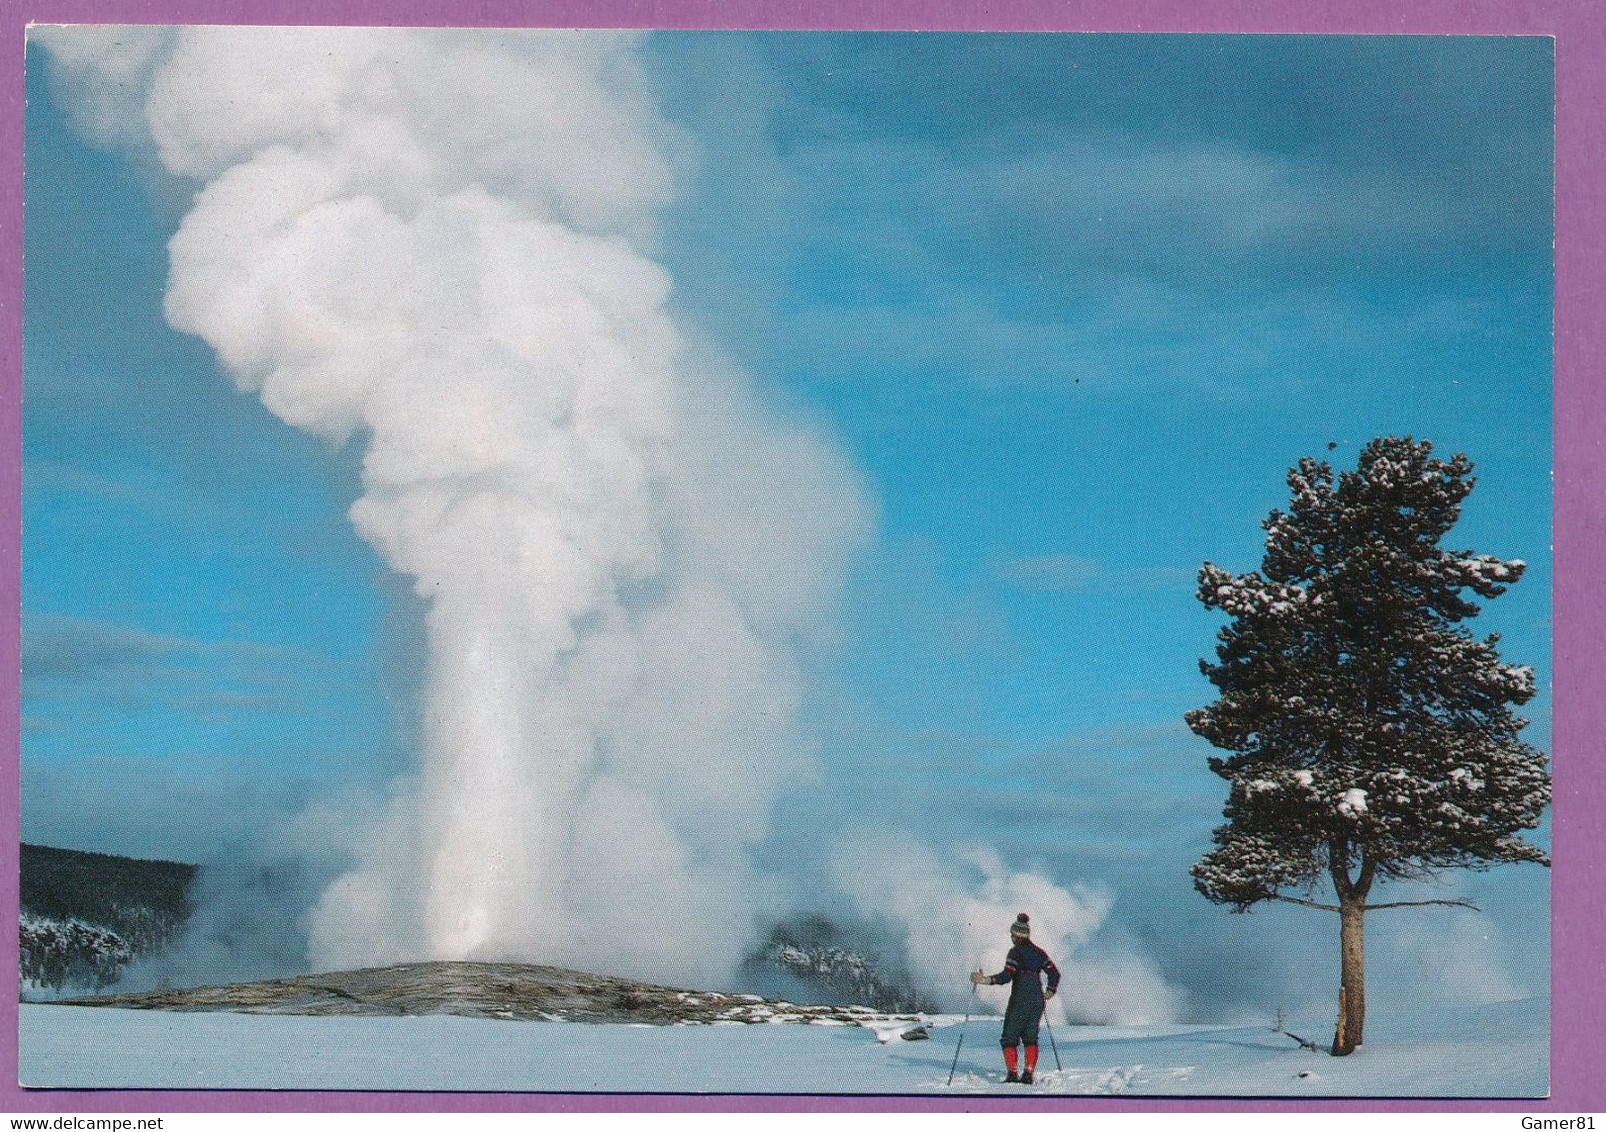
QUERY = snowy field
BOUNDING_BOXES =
[19,997,1546,1096]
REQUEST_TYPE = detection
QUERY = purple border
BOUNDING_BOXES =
[2,0,1600,1115]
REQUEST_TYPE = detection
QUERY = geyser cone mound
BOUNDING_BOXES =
[55,961,925,1027]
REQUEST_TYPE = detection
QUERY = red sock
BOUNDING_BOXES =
[1025,1045,1039,1073]
[1003,1046,1019,1075]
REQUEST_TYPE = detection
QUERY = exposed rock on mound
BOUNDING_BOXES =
[59,961,929,1030]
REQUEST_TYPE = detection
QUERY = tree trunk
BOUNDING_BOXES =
[1331,897,1366,1055]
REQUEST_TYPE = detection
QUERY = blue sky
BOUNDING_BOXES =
[22,33,1553,1016]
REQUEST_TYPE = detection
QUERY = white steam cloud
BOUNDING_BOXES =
[38,25,869,987]
[832,836,1185,1024]
[1384,911,1527,1006]
[38,27,1180,1009]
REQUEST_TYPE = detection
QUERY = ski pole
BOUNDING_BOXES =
[1043,1012,1063,1071]
[946,980,976,1086]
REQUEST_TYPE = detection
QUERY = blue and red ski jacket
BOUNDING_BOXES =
[990,941,1061,997]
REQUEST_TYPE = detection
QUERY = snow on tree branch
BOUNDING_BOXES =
[1188,437,1551,913]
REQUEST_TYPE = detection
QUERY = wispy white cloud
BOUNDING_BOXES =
[654,35,1549,412]
[776,283,1543,403]
[21,612,351,726]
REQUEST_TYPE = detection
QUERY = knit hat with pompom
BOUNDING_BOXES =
[1010,913,1031,937]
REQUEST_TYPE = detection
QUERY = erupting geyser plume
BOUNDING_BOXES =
[39,26,868,985]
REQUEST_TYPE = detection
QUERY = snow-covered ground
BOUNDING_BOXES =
[19,996,1546,1095]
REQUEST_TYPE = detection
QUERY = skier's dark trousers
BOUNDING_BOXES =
[971,913,1060,1084]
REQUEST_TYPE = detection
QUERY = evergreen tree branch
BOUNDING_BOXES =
[1326,835,1353,902]
[1362,899,1482,912]
[1355,855,1377,902]
[1269,894,1342,912]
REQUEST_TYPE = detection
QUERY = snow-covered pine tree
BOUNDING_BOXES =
[1187,437,1550,1056]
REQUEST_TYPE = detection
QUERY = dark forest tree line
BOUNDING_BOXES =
[19,844,196,991]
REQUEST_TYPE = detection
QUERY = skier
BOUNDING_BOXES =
[971,912,1060,1084]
